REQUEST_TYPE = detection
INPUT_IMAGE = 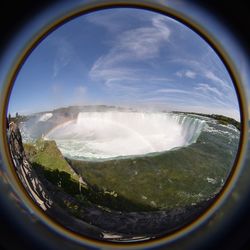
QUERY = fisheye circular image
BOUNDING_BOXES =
[7,7,240,242]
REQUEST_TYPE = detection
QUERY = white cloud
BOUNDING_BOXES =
[153,86,236,110]
[157,89,192,94]
[194,83,223,98]
[173,58,233,91]
[86,11,122,32]
[118,16,170,59]
[148,77,173,82]
[185,70,196,79]
[176,70,196,79]
[53,39,74,77]
[89,15,171,85]
[204,70,231,89]
[154,88,220,105]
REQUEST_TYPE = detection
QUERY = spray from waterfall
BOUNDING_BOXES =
[45,111,206,159]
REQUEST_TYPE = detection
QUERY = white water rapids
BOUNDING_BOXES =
[45,112,205,159]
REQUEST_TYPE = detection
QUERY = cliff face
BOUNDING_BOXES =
[8,122,52,211]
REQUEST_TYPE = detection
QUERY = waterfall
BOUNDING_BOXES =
[170,114,206,145]
[45,111,206,159]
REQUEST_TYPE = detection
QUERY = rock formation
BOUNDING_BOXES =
[7,121,103,239]
[9,121,52,210]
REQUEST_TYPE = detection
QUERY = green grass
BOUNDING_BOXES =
[24,139,79,182]
[24,139,155,212]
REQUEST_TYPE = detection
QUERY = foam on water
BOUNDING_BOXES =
[45,111,205,159]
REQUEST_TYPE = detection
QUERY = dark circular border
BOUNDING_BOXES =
[0,1,249,249]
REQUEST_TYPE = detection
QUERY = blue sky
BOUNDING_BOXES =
[8,8,240,120]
